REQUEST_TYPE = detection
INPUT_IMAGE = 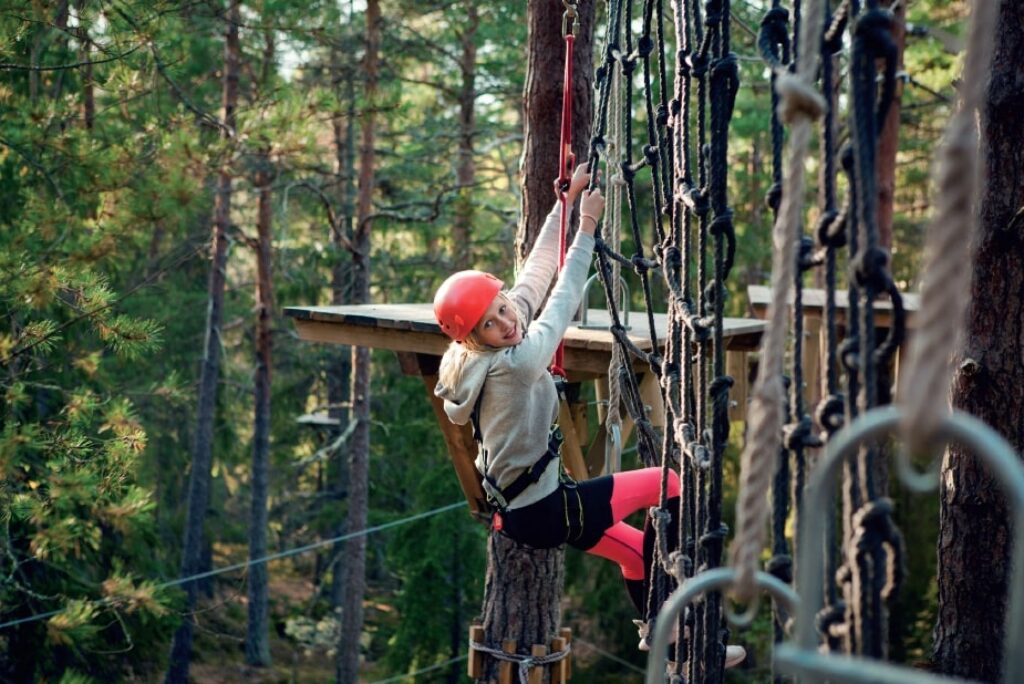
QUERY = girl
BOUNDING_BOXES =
[433,166,743,667]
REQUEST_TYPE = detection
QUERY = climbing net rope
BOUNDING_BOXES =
[579,0,966,679]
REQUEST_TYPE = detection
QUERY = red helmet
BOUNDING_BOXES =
[433,270,504,342]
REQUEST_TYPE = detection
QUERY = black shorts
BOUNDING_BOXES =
[499,475,615,551]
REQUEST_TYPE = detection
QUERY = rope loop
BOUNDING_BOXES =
[758,6,791,67]
[686,52,709,79]
[775,71,826,124]
[766,553,793,583]
[852,245,891,293]
[798,235,820,272]
[838,337,859,373]
[784,415,822,451]
[637,35,655,58]
[815,209,845,248]
[469,640,572,684]
[764,182,783,212]
[643,144,660,167]
[815,393,846,435]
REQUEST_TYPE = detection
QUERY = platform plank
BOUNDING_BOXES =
[285,303,766,375]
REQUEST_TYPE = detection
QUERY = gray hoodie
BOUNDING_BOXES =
[435,203,596,510]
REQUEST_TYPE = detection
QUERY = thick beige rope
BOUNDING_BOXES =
[729,0,826,601]
[897,0,999,453]
[606,40,626,473]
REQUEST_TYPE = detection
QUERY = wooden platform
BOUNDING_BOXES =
[285,302,767,521]
[285,303,766,377]
[747,285,920,329]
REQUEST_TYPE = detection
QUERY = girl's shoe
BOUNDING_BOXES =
[635,619,747,670]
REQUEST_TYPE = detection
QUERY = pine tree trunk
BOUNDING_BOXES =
[328,34,356,611]
[935,2,1024,680]
[245,158,274,667]
[452,3,479,271]
[165,2,240,680]
[335,0,379,681]
[475,4,594,682]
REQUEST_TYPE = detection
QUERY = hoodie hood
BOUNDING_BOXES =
[434,347,494,426]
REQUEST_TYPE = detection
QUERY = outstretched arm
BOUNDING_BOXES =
[509,165,593,317]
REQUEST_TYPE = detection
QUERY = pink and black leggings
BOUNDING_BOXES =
[497,467,681,615]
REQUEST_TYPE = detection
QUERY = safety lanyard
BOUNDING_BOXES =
[551,0,578,380]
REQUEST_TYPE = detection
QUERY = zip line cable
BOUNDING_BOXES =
[0,501,465,632]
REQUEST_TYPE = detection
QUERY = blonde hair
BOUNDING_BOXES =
[437,291,524,391]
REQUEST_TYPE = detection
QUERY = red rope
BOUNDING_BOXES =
[551,12,576,381]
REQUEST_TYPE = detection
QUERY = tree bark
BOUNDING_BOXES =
[245,158,274,666]
[452,3,479,271]
[327,34,356,610]
[165,2,240,681]
[875,0,905,252]
[335,0,379,681]
[476,3,594,682]
[936,2,1024,681]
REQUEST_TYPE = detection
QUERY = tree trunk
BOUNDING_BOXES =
[335,0,379,681]
[936,2,1024,680]
[245,158,274,666]
[452,3,479,271]
[328,33,356,611]
[165,2,240,681]
[480,534,565,681]
[476,4,594,682]
[75,0,95,130]
[875,0,905,252]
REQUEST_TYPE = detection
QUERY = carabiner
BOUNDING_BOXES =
[562,0,579,38]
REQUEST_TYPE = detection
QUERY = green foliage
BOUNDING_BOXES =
[0,0,966,679]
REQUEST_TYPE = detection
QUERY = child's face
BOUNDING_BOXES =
[474,295,521,348]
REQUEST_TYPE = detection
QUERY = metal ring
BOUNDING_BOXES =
[644,568,799,684]
[790,406,1024,684]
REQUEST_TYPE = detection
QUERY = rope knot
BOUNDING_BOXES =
[853,245,891,293]
[799,235,821,271]
[687,52,709,78]
[767,553,793,583]
[656,103,669,127]
[637,35,654,58]
[758,7,791,67]
[704,0,724,27]
[709,209,734,238]
[814,394,846,434]
[590,135,606,157]
[775,71,826,124]
[619,159,636,183]
[643,144,659,167]
[838,337,859,373]
[764,182,782,212]
[816,209,846,248]
[783,415,822,450]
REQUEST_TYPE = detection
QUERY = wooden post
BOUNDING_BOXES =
[498,639,517,684]
[558,401,589,481]
[550,632,570,683]
[726,351,749,423]
[527,645,547,684]
[802,314,823,411]
[560,627,572,680]
[468,624,485,679]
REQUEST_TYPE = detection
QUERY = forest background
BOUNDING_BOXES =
[0,0,967,682]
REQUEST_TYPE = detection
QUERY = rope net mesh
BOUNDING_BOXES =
[582,0,915,678]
